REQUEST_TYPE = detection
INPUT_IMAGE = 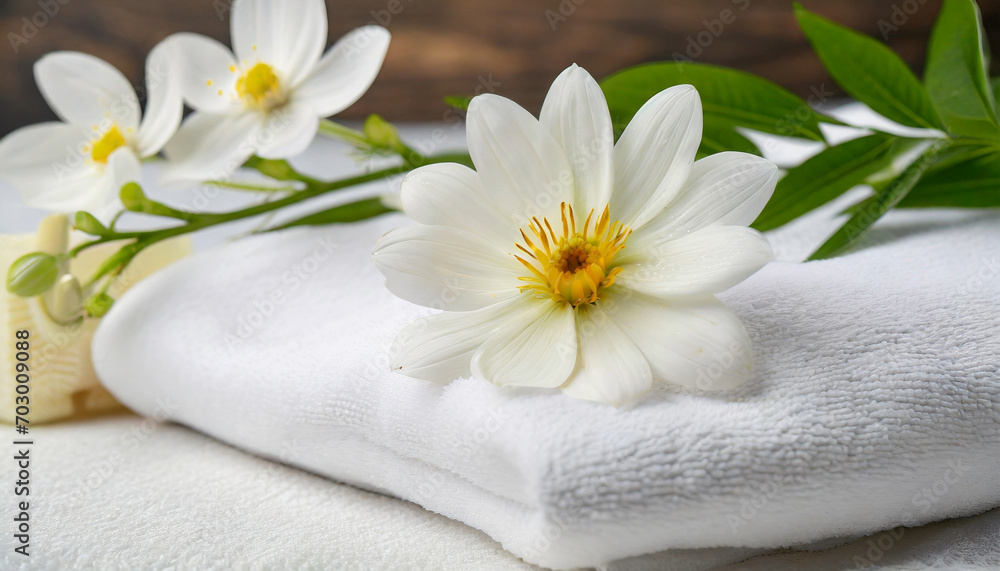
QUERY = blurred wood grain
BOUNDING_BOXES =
[1,0,998,135]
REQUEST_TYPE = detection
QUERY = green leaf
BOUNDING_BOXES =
[753,134,898,231]
[444,96,472,111]
[898,146,1000,207]
[269,198,394,231]
[6,252,60,297]
[809,141,949,260]
[924,0,999,139]
[794,5,942,130]
[992,77,1000,109]
[698,117,762,158]
[601,62,829,142]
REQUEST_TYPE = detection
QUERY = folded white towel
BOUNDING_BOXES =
[93,202,1000,568]
[6,415,1000,571]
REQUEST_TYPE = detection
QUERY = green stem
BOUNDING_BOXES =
[107,210,126,232]
[317,119,368,147]
[204,180,301,193]
[75,152,471,288]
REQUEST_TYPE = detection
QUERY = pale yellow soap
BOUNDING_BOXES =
[1,233,190,424]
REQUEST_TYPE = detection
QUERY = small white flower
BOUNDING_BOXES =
[159,0,390,184]
[373,65,778,406]
[0,47,183,217]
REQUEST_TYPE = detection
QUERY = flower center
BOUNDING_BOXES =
[90,126,126,164]
[236,62,285,109]
[514,202,631,307]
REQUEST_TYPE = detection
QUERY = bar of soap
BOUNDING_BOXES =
[1,233,190,424]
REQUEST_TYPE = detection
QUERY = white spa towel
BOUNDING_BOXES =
[4,415,1000,571]
[92,197,1000,568]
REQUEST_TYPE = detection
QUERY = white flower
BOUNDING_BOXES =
[0,47,183,217]
[159,0,390,184]
[372,65,778,406]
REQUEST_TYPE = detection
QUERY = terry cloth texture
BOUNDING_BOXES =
[93,204,1000,569]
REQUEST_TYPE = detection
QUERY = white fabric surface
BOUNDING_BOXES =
[4,415,1000,571]
[0,415,536,570]
[3,112,997,569]
[3,414,999,571]
[91,199,1000,569]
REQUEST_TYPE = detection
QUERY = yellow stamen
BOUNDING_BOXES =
[513,202,631,307]
[235,62,285,110]
[90,126,126,164]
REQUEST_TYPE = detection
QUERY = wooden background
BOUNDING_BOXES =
[1,0,998,135]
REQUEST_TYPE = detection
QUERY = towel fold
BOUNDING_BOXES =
[6,416,1000,571]
[93,205,1000,569]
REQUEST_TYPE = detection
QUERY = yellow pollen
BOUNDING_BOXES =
[90,125,127,164]
[235,62,284,109]
[514,202,631,307]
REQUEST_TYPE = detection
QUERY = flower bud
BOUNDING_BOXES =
[84,292,115,318]
[35,213,69,255]
[363,114,403,152]
[45,274,83,323]
[120,182,149,212]
[75,211,110,236]
[247,157,297,180]
[6,252,60,297]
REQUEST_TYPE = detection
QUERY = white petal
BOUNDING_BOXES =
[466,94,574,225]
[0,122,107,212]
[255,104,319,159]
[24,170,108,214]
[0,122,84,177]
[601,289,753,391]
[400,163,515,245]
[560,304,651,406]
[635,152,778,243]
[471,299,577,388]
[293,26,390,118]
[85,147,143,219]
[167,33,241,113]
[371,225,521,311]
[34,52,140,130]
[105,146,142,196]
[391,296,536,383]
[616,226,773,297]
[160,112,264,185]
[540,64,614,213]
[611,85,702,230]
[136,37,186,157]
[231,0,327,87]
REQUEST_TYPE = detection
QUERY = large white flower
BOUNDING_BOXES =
[372,65,778,406]
[159,0,390,184]
[0,47,183,216]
